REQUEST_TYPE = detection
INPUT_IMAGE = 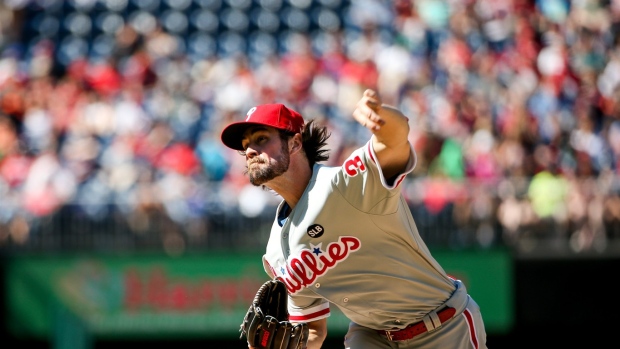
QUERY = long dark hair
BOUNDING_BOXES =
[279,119,330,168]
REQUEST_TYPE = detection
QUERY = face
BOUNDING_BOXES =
[241,127,291,186]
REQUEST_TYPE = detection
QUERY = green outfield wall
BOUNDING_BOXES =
[5,249,513,343]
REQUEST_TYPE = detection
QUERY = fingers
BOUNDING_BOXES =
[364,89,378,98]
[353,106,380,131]
[363,89,380,111]
[354,89,384,131]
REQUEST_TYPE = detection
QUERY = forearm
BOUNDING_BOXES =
[353,89,412,178]
[372,103,410,151]
[305,337,325,349]
[304,318,327,349]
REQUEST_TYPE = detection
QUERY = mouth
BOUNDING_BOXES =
[248,161,263,168]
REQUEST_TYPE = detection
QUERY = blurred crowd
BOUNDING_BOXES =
[1,0,620,253]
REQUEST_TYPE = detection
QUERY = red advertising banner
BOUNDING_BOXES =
[6,250,511,341]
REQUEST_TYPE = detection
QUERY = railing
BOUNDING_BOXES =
[2,176,620,256]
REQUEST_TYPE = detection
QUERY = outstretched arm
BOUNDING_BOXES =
[352,89,412,181]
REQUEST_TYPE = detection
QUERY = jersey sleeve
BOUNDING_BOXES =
[367,140,417,189]
[287,295,330,323]
[334,140,416,213]
[262,255,277,279]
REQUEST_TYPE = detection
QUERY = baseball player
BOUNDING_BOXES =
[220,89,487,349]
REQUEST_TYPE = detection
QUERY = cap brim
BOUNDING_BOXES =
[220,122,260,151]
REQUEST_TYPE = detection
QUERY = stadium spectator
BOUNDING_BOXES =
[0,0,619,254]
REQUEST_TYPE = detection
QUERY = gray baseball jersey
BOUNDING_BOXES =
[262,141,485,348]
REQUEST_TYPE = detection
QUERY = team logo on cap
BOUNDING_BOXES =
[307,224,324,238]
[245,107,257,121]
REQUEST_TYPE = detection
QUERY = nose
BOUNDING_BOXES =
[244,145,258,158]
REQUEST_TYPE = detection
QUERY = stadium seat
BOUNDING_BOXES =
[102,0,129,12]
[57,35,89,66]
[91,33,116,58]
[251,8,280,33]
[317,0,341,9]
[67,0,97,11]
[257,0,283,11]
[130,0,161,12]
[64,11,93,37]
[280,6,310,32]
[161,10,189,34]
[37,0,64,11]
[187,32,217,60]
[32,13,60,38]
[248,30,278,64]
[163,0,192,11]
[288,0,313,10]
[217,30,246,57]
[195,0,222,11]
[225,0,252,10]
[190,9,220,33]
[127,10,157,35]
[95,11,125,35]
[312,7,341,32]
[220,7,250,33]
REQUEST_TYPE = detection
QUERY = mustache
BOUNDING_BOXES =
[244,159,265,175]
[246,159,265,167]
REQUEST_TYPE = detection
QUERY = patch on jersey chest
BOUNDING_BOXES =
[306,224,324,238]
[277,236,361,294]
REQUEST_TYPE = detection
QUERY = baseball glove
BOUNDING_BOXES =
[240,279,309,349]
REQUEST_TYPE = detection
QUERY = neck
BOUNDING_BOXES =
[266,160,313,210]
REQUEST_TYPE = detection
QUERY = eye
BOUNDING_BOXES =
[239,132,269,156]
[239,142,248,156]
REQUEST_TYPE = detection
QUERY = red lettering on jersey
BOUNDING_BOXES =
[344,155,366,176]
[280,236,361,294]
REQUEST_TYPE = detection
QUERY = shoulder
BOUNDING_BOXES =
[312,163,340,180]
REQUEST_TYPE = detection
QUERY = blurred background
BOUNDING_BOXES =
[0,0,618,348]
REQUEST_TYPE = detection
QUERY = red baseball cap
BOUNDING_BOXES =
[220,104,305,151]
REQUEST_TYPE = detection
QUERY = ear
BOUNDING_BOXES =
[289,133,303,154]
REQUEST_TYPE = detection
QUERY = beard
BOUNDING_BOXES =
[246,143,290,186]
